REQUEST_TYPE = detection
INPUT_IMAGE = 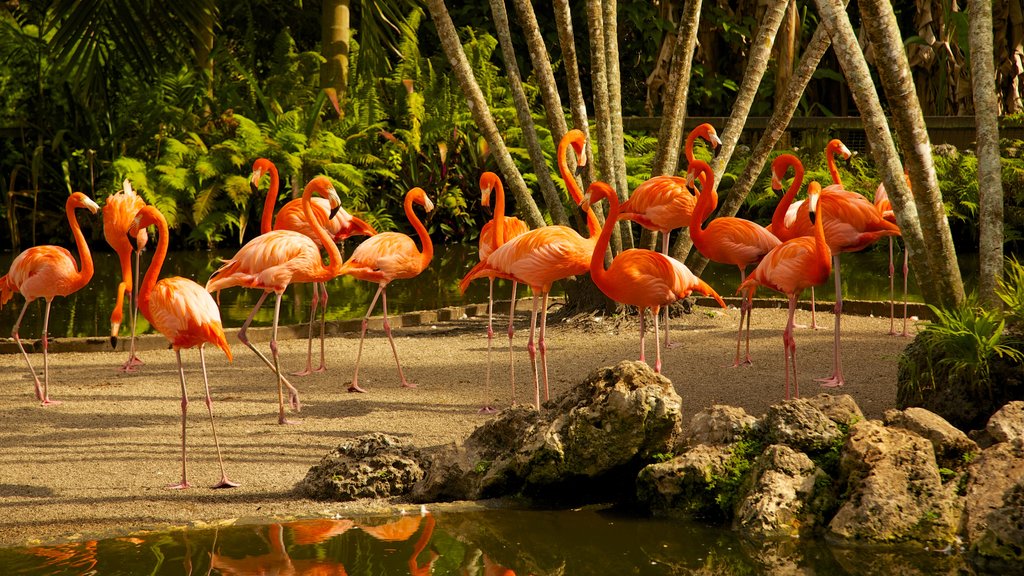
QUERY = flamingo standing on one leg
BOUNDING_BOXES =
[251,158,376,375]
[206,176,345,424]
[133,205,237,490]
[465,171,529,410]
[619,123,722,348]
[874,178,910,337]
[1,192,99,405]
[103,178,148,371]
[582,181,725,373]
[739,181,832,400]
[341,187,434,392]
[686,160,780,366]
[769,153,901,388]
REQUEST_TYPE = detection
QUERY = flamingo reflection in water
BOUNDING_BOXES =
[211,523,351,576]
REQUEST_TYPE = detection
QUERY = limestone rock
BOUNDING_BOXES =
[733,444,827,539]
[296,433,426,501]
[828,420,961,545]
[762,398,843,454]
[883,407,978,469]
[986,401,1024,444]
[961,437,1024,568]
[803,393,863,426]
[679,405,757,448]
[636,444,734,517]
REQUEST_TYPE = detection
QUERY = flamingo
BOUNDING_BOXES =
[460,130,602,409]
[340,187,434,392]
[465,171,529,410]
[206,176,344,424]
[687,160,780,366]
[739,181,832,400]
[103,178,148,371]
[132,205,237,490]
[769,153,901,388]
[874,177,910,337]
[251,158,376,375]
[619,122,722,348]
[1,192,99,405]
[582,181,725,373]
[211,523,350,575]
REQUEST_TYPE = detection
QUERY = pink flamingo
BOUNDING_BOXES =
[687,160,780,366]
[340,187,434,392]
[874,177,910,337]
[460,130,602,409]
[206,176,344,424]
[769,152,901,388]
[1,192,99,405]
[251,158,376,375]
[466,171,529,410]
[583,181,725,373]
[619,123,722,348]
[133,205,237,489]
[739,181,832,400]
[103,178,148,371]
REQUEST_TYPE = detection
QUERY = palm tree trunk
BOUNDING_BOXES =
[424,0,546,229]
[321,0,350,101]
[602,0,633,250]
[857,0,965,307]
[552,0,597,188]
[586,0,623,254]
[993,0,1023,113]
[969,0,1005,307]
[489,0,569,226]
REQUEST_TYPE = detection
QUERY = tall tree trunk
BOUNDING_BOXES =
[602,0,633,250]
[552,0,596,188]
[774,0,799,123]
[858,0,965,307]
[424,0,546,228]
[994,0,1024,114]
[195,3,217,111]
[321,0,350,101]
[489,0,569,226]
[585,0,623,254]
[673,0,788,266]
[810,0,939,306]
[970,0,1005,307]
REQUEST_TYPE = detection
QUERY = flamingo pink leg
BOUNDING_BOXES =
[660,233,680,349]
[526,294,540,409]
[507,282,518,406]
[901,246,910,337]
[817,254,845,388]
[199,346,239,489]
[237,291,302,418]
[888,237,897,336]
[380,288,415,388]
[125,248,145,370]
[784,295,799,400]
[269,293,300,424]
[480,278,496,413]
[732,268,753,367]
[350,284,384,393]
[12,299,48,404]
[538,292,550,403]
[638,308,647,366]
[652,307,663,374]
[292,281,328,376]
[168,349,192,490]
[316,281,328,371]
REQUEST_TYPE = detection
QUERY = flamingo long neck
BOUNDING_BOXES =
[771,157,804,239]
[812,193,831,278]
[826,143,843,187]
[688,163,718,244]
[303,188,344,280]
[406,193,434,271]
[492,179,506,251]
[67,198,94,293]
[260,161,280,235]
[557,136,601,237]
[137,207,168,320]
[685,129,701,163]
[588,188,619,292]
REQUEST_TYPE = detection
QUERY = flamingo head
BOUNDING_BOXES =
[580,180,615,211]
[698,123,723,150]
[70,192,100,214]
[305,175,342,217]
[250,158,274,191]
[479,171,500,208]
[771,153,801,192]
[409,187,434,213]
[827,139,852,162]
[807,181,822,224]
[565,129,588,168]
[686,159,713,190]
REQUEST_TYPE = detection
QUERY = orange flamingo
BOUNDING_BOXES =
[212,523,351,576]
[739,181,832,400]
[769,152,900,388]
[252,158,376,375]
[1,192,99,405]
[465,171,529,410]
[103,178,148,371]
[583,181,725,372]
[874,177,910,337]
[133,205,237,489]
[687,160,780,366]
[460,130,601,408]
[206,176,344,424]
[619,122,722,348]
[340,187,434,392]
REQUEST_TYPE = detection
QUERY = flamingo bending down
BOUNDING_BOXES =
[251,158,376,375]
[207,176,344,424]
[583,181,725,373]
[739,181,832,400]
[133,205,237,490]
[103,178,149,371]
[769,153,901,388]
[460,133,602,408]
[687,160,780,366]
[1,192,99,405]
[619,123,722,348]
[340,187,434,392]
[465,171,529,410]
[874,178,910,337]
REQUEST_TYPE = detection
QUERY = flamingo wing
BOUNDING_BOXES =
[700,219,782,268]
[206,231,320,293]
[5,246,80,301]
[486,226,592,290]
[620,176,696,232]
[342,232,422,282]
[744,238,831,296]
[274,197,332,245]
[149,277,231,358]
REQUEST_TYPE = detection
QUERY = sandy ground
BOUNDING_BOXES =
[0,300,914,547]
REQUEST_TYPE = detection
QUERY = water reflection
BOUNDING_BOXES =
[0,508,978,575]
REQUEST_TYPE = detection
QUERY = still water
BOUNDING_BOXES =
[0,509,970,575]
[0,242,946,340]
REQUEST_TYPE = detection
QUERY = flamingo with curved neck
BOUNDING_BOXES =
[583,181,725,373]
[104,178,148,371]
[134,205,237,490]
[825,138,852,188]
[341,187,434,392]
[207,176,343,424]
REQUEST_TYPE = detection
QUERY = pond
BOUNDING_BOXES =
[0,242,964,340]
[0,509,970,575]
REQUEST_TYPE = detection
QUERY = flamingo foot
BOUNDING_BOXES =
[290,367,314,377]
[118,362,140,373]
[278,416,301,425]
[348,383,367,393]
[312,365,327,374]
[478,405,497,414]
[40,398,62,407]
[211,478,240,489]
[816,375,845,388]
[167,482,191,490]
[400,381,418,389]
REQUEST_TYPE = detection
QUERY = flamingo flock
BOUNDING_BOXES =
[0,129,906,488]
